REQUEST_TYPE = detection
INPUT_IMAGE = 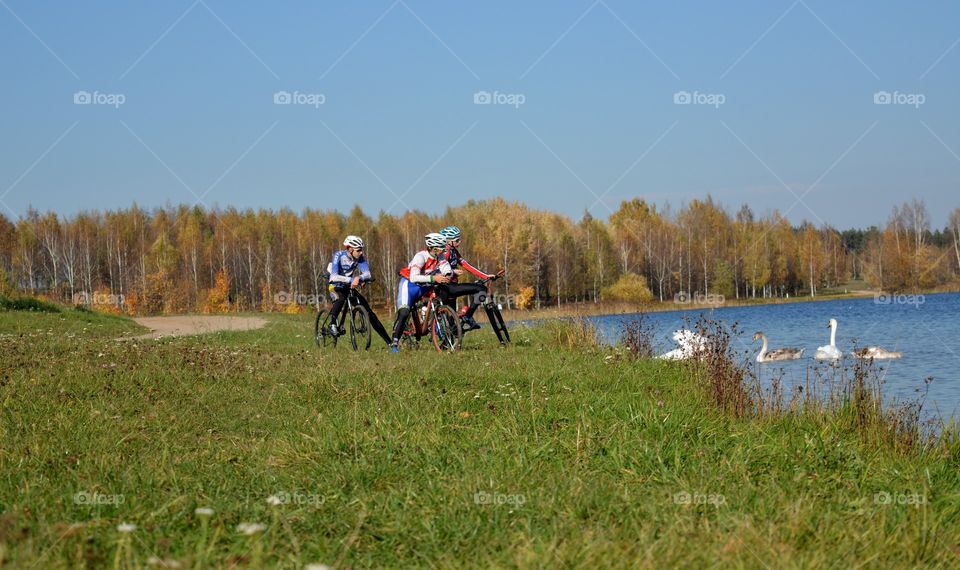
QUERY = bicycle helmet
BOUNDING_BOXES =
[424,233,447,248]
[439,225,462,240]
[343,235,364,249]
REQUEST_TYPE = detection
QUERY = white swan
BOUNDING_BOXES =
[656,330,707,360]
[752,332,804,362]
[815,318,842,361]
[853,346,903,360]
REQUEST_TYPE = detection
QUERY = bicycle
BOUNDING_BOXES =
[400,286,462,352]
[314,278,374,351]
[474,275,510,345]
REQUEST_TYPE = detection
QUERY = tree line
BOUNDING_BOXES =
[1,197,958,314]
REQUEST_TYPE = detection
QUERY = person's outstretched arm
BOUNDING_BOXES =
[460,257,491,279]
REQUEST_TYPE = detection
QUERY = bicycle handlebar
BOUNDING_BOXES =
[321,271,375,284]
[477,272,504,285]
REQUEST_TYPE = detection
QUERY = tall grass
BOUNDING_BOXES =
[687,316,959,458]
[619,314,657,359]
[543,317,600,350]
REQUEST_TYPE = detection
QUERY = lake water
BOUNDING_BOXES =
[587,292,960,419]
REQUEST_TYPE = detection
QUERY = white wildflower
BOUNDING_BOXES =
[237,522,266,535]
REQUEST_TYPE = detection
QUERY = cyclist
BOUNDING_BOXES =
[389,232,453,352]
[437,225,501,332]
[327,235,391,345]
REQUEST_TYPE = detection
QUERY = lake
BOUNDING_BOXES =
[587,292,960,419]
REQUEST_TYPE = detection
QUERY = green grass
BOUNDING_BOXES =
[0,305,146,338]
[1,312,958,568]
[0,294,66,313]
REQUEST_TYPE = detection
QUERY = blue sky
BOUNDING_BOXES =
[1,0,958,228]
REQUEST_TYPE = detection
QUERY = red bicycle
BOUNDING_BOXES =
[400,287,462,352]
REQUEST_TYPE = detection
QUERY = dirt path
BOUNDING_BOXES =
[128,316,268,339]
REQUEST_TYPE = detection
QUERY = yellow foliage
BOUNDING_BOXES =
[142,270,173,314]
[92,288,125,315]
[124,291,140,315]
[204,269,231,314]
[516,286,535,310]
[0,267,13,296]
[260,284,276,312]
[601,272,653,303]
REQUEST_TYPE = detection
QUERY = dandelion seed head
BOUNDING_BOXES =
[266,495,284,506]
[236,522,266,535]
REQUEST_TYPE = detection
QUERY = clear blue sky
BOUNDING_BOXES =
[1,0,958,228]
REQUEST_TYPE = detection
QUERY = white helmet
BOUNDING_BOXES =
[424,233,447,249]
[343,235,364,249]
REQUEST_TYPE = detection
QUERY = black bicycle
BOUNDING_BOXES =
[314,279,374,351]
[474,275,510,345]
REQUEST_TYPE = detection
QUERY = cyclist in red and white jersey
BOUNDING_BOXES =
[389,233,452,352]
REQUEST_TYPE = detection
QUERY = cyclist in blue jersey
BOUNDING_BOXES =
[327,235,391,345]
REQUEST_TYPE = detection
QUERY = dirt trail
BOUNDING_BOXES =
[128,316,268,339]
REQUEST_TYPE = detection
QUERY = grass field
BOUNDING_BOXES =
[1,309,959,568]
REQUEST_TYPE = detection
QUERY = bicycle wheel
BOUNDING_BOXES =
[400,310,420,351]
[314,309,337,348]
[350,305,372,351]
[431,305,462,352]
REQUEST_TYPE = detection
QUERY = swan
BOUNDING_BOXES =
[656,329,707,360]
[752,332,804,362]
[853,346,903,360]
[815,318,842,361]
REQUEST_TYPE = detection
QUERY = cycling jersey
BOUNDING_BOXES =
[399,250,451,283]
[442,244,490,282]
[328,249,371,287]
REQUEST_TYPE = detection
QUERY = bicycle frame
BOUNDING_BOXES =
[333,288,363,328]
[400,286,461,352]
[408,288,444,339]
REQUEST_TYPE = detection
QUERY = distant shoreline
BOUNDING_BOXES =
[500,289,957,322]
